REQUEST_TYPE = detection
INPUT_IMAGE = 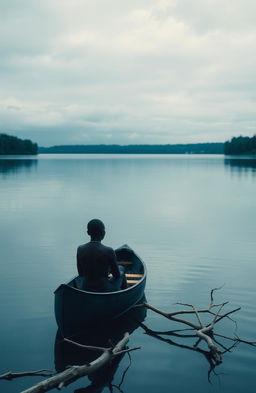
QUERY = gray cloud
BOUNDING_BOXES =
[1,0,256,146]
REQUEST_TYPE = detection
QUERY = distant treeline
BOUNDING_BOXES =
[39,143,224,154]
[224,135,256,155]
[2,133,256,155]
[0,133,38,155]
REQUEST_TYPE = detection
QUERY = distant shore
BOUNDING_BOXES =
[0,133,38,155]
[1,133,256,155]
[39,143,224,155]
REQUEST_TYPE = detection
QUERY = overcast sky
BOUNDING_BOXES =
[1,0,256,146]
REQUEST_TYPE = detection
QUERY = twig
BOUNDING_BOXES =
[176,303,203,328]
[0,370,53,381]
[64,338,110,352]
[64,337,140,355]
[234,336,256,346]
[112,351,132,392]
[136,288,243,364]
[214,307,241,325]
[210,285,225,305]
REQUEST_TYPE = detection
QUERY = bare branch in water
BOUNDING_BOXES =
[0,370,53,380]
[18,333,139,393]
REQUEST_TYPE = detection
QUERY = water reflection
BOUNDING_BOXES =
[0,158,37,175]
[139,322,237,383]
[55,300,147,393]
[224,157,256,175]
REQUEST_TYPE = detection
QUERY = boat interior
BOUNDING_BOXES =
[109,271,143,286]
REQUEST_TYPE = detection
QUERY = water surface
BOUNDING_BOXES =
[0,154,255,392]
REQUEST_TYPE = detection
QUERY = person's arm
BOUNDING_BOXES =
[77,247,83,276]
[109,249,120,279]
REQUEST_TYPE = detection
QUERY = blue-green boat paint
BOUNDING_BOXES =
[54,245,146,337]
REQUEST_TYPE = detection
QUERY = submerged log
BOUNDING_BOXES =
[21,332,139,393]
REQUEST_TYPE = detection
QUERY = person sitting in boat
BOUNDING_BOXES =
[77,219,127,292]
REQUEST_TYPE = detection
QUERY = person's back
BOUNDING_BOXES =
[77,219,126,292]
[77,241,120,291]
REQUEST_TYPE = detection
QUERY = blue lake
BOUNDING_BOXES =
[0,154,255,392]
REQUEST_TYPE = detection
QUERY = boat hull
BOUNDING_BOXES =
[54,245,146,337]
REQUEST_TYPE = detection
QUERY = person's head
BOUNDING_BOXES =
[87,219,105,241]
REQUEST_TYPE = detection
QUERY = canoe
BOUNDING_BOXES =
[55,299,147,372]
[54,244,147,337]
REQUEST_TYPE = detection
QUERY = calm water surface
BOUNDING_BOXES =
[0,154,255,392]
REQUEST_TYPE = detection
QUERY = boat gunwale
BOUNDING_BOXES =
[55,273,146,296]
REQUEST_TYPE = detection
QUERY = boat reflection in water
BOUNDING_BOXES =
[54,297,147,393]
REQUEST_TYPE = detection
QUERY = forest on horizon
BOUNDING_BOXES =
[224,135,256,155]
[39,142,224,154]
[1,133,256,155]
[0,133,38,155]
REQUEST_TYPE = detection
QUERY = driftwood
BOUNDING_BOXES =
[18,332,139,393]
[135,286,254,364]
[2,287,255,389]
[138,322,239,382]
[0,370,53,381]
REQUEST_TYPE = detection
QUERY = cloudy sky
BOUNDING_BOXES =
[1,0,256,146]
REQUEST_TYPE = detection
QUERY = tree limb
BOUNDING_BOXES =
[20,332,137,393]
[136,288,243,364]
[0,370,53,381]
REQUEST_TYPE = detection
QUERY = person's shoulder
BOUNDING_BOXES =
[77,243,90,252]
[101,243,115,254]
